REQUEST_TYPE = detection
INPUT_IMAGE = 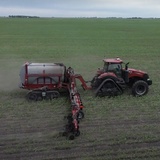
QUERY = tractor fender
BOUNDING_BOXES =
[98,72,117,79]
[98,75,121,87]
[91,74,118,89]
[95,78,123,97]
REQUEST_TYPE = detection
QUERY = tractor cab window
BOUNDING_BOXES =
[103,63,108,72]
[104,63,122,77]
[108,63,121,71]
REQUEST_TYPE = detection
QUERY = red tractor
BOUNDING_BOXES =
[91,58,152,97]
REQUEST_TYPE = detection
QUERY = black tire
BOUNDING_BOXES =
[95,80,122,97]
[37,95,43,101]
[68,133,75,140]
[95,89,104,97]
[62,131,67,137]
[75,130,80,137]
[27,92,37,101]
[78,110,84,119]
[44,95,51,100]
[50,91,60,99]
[132,80,148,96]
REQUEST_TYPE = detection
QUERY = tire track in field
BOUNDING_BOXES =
[1,119,159,159]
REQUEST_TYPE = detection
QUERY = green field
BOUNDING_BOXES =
[0,18,160,160]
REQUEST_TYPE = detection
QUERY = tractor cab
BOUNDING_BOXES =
[103,58,129,83]
[103,58,123,77]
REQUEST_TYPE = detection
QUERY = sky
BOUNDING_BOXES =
[0,0,160,18]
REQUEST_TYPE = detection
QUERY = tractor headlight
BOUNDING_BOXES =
[143,74,152,85]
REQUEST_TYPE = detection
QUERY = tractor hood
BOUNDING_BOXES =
[128,68,146,77]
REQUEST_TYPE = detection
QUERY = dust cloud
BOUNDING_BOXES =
[0,60,22,91]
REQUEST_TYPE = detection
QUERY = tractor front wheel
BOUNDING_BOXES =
[132,80,148,96]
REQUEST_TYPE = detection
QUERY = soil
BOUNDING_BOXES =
[0,104,160,160]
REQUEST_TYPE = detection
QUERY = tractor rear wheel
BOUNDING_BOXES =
[132,80,148,96]
[95,80,122,97]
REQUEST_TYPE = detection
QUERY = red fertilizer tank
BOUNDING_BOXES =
[19,62,91,101]
[19,62,67,90]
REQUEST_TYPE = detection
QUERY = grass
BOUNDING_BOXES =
[0,17,160,160]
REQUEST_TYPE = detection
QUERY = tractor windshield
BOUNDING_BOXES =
[108,63,122,71]
[103,62,122,77]
[103,63,122,71]
[103,63,108,71]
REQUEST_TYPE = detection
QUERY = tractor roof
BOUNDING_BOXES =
[103,58,123,64]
